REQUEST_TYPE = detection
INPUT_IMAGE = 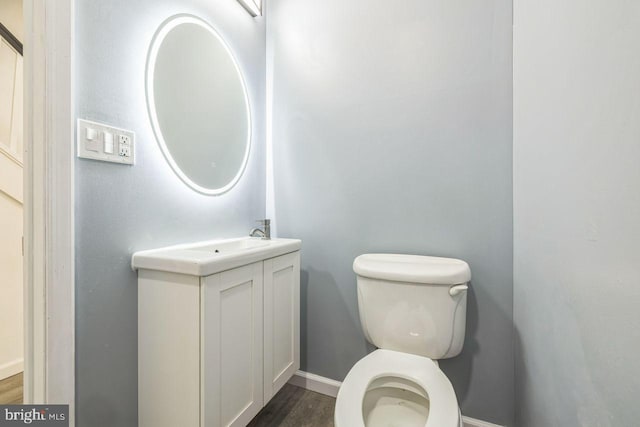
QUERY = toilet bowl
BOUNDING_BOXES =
[335,350,461,427]
[334,253,470,427]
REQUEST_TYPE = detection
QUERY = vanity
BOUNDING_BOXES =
[132,237,301,427]
[135,12,297,426]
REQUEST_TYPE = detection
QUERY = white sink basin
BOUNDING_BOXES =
[132,237,301,277]
[192,238,271,254]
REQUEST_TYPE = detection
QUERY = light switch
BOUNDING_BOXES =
[85,139,99,152]
[86,127,97,141]
[77,119,135,165]
[103,131,114,154]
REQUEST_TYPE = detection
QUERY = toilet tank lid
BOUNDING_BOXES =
[353,253,471,285]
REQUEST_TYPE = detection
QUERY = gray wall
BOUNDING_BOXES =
[75,1,265,425]
[514,1,640,426]
[267,0,514,424]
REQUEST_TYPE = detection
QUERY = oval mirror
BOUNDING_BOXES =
[146,15,251,195]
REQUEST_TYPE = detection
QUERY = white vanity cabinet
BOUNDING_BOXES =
[134,238,300,427]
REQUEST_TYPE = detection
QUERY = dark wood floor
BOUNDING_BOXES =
[0,372,23,405]
[249,384,335,427]
[1,374,330,425]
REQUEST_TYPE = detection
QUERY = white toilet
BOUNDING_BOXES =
[335,253,471,427]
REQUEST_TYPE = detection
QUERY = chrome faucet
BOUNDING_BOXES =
[250,219,271,240]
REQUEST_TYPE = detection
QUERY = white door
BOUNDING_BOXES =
[202,262,264,427]
[0,33,24,381]
[263,252,300,401]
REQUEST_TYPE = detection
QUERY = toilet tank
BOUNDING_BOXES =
[353,254,471,360]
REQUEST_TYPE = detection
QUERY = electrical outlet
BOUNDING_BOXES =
[119,134,131,146]
[119,145,131,157]
[77,119,135,165]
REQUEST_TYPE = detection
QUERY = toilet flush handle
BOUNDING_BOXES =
[449,284,469,297]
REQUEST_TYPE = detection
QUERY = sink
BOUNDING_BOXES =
[132,237,301,276]
[191,238,270,254]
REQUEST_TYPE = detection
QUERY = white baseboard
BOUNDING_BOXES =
[288,370,504,427]
[0,358,23,381]
[462,416,504,427]
[288,370,341,398]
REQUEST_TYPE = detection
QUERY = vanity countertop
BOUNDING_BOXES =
[132,237,301,277]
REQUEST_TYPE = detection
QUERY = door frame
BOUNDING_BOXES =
[23,0,75,424]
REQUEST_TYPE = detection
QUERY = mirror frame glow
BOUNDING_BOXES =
[146,14,252,196]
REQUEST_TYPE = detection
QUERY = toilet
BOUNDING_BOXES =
[335,253,471,427]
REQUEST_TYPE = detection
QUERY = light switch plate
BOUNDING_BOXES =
[77,119,135,165]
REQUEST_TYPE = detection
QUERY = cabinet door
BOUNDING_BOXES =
[263,252,300,401]
[138,271,201,427]
[202,262,264,427]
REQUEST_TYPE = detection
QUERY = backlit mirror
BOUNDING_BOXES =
[146,15,251,195]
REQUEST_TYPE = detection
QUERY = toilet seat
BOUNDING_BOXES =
[335,349,461,427]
